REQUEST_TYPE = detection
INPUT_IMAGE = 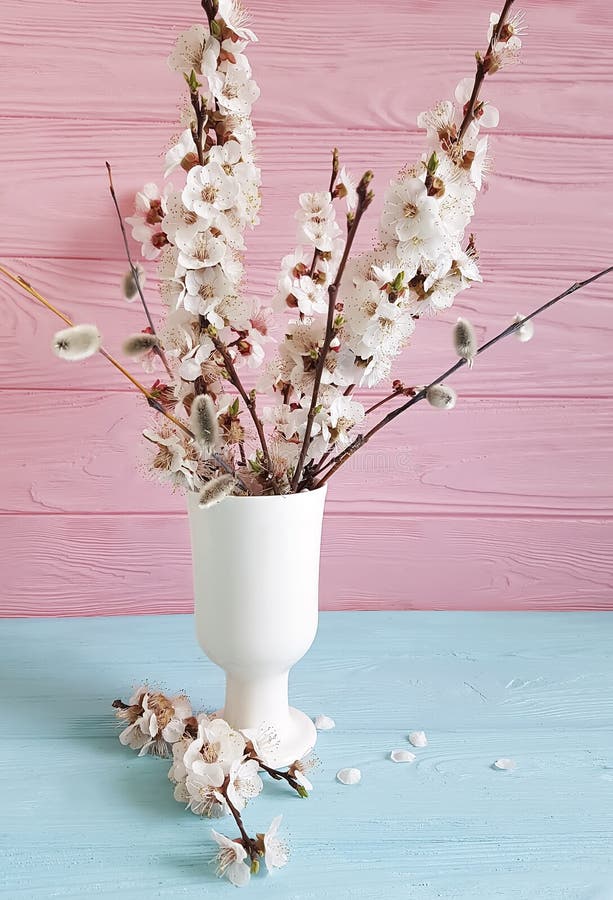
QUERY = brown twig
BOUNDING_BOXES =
[105,162,173,379]
[290,172,374,491]
[457,0,515,143]
[315,263,613,487]
[209,331,280,493]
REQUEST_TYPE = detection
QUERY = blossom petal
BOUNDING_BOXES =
[336,767,361,785]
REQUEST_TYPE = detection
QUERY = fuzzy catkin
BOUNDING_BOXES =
[190,394,220,455]
[121,264,146,301]
[453,317,478,367]
[122,333,161,357]
[513,313,535,342]
[198,474,236,508]
[426,383,457,409]
[53,324,101,361]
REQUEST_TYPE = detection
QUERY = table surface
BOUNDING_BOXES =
[1,611,612,899]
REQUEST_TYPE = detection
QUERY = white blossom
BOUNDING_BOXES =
[262,815,289,872]
[211,830,251,887]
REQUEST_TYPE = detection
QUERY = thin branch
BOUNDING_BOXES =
[291,171,374,491]
[105,162,173,379]
[457,0,515,143]
[209,331,280,493]
[315,263,613,487]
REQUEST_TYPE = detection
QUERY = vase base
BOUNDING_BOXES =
[215,705,317,767]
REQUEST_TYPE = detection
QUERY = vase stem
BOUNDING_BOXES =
[223,671,290,732]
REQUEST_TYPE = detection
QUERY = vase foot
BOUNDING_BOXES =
[215,705,317,767]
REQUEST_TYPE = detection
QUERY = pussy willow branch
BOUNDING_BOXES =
[314,264,613,488]
[0,263,189,432]
[291,172,374,491]
[457,0,515,143]
[105,163,173,379]
[0,263,246,489]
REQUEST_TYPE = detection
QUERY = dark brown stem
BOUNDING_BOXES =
[249,753,305,796]
[105,163,173,379]
[291,171,374,491]
[190,90,207,166]
[315,264,613,487]
[210,332,280,493]
[456,0,515,143]
[222,789,257,857]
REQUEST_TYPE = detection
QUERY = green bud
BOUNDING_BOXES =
[297,785,309,799]
[210,18,222,38]
[390,271,405,294]
[229,397,240,417]
[250,859,260,875]
[426,151,439,175]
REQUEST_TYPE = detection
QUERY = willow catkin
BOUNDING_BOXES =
[53,324,101,361]
[426,383,457,409]
[513,313,535,342]
[190,394,220,456]
[122,333,161,357]
[453,317,478,367]
[198,474,236,508]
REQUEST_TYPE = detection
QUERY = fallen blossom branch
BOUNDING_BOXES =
[315,264,613,487]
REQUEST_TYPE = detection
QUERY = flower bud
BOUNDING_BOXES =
[513,313,534,342]
[53,324,101,361]
[426,383,457,409]
[198,474,236,509]
[453,317,478,367]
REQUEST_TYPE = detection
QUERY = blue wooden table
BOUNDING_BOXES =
[1,612,612,899]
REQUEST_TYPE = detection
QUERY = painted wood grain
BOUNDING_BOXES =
[2,391,613,517]
[1,124,611,263]
[1,514,611,616]
[1,612,612,898]
[2,256,613,397]
[1,0,612,616]
[1,0,612,137]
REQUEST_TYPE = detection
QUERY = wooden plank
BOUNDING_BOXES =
[2,391,613,517]
[1,611,612,898]
[0,124,611,262]
[0,0,611,137]
[2,256,612,397]
[1,515,611,616]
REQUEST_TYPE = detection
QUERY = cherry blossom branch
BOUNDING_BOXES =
[307,148,340,280]
[246,752,308,798]
[209,330,280,493]
[105,163,174,379]
[315,263,613,487]
[457,0,515,143]
[291,171,374,491]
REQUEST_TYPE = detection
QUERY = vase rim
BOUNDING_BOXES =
[187,483,327,507]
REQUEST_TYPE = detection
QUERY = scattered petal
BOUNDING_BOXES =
[314,714,336,731]
[336,767,361,785]
[408,730,428,748]
[390,749,416,764]
[493,758,517,770]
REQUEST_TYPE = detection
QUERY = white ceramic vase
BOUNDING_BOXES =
[187,485,327,766]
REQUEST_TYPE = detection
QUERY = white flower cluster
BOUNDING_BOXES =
[123,3,523,493]
[115,686,298,886]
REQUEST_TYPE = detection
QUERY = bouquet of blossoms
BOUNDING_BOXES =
[2,0,611,884]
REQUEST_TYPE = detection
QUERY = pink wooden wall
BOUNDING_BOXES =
[1,0,612,616]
